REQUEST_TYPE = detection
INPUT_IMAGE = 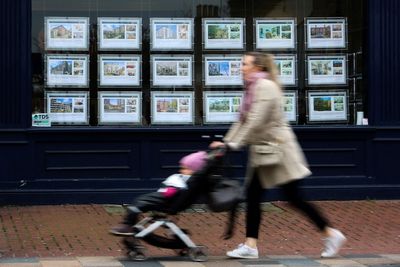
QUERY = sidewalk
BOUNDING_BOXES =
[0,200,399,266]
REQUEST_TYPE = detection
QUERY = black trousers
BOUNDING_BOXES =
[246,170,329,238]
[123,192,170,225]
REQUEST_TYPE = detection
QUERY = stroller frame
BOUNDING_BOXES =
[124,214,207,261]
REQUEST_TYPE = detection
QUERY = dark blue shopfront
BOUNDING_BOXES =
[0,0,399,205]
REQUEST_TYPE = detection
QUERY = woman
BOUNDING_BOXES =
[211,52,346,259]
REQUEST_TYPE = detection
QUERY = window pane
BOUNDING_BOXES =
[32,0,364,126]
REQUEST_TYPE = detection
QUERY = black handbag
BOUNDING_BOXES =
[207,178,242,212]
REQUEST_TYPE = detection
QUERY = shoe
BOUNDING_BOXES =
[109,224,134,236]
[321,228,347,258]
[226,243,259,259]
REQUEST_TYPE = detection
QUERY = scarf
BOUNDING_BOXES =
[239,71,269,122]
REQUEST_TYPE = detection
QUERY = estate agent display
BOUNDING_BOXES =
[36,15,353,126]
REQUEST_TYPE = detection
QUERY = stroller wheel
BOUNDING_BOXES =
[188,246,208,262]
[176,247,189,256]
[127,246,147,261]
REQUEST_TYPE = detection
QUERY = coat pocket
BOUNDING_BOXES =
[251,143,283,167]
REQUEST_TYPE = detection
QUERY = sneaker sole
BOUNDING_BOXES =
[109,230,135,236]
[226,252,259,259]
[321,236,347,258]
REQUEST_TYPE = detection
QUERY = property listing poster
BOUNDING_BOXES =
[98,18,141,50]
[308,90,347,122]
[46,91,88,124]
[151,92,193,124]
[203,18,244,49]
[203,91,243,123]
[255,19,295,49]
[46,55,88,87]
[99,55,140,86]
[45,17,89,50]
[152,55,192,86]
[283,91,297,122]
[307,55,347,85]
[98,92,141,124]
[306,18,346,49]
[151,18,193,50]
[204,55,243,86]
[275,55,296,86]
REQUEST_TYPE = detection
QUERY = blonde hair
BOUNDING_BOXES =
[245,52,280,86]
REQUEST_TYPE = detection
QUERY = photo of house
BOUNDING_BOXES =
[156,98,178,112]
[50,98,73,113]
[104,98,125,113]
[314,96,332,111]
[208,24,229,39]
[103,24,125,39]
[50,60,72,75]
[310,25,331,38]
[208,62,229,76]
[311,61,332,75]
[156,25,177,39]
[156,62,177,76]
[259,25,281,39]
[104,62,125,76]
[50,24,72,39]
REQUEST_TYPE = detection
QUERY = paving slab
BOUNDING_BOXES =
[119,260,163,267]
[272,258,325,266]
[159,261,205,267]
[381,254,400,262]
[77,257,123,267]
[0,264,41,267]
[40,259,81,267]
[202,259,244,267]
[316,258,367,267]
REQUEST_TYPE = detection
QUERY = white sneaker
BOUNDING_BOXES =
[321,228,347,258]
[226,243,259,259]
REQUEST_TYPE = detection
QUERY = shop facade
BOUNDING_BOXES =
[0,0,399,204]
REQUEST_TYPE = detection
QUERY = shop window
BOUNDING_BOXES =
[31,0,365,127]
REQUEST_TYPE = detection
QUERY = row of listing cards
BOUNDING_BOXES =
[45,17,347,51]
[43,90,349,125]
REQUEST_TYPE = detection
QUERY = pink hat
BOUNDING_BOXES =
[179,151,208,172]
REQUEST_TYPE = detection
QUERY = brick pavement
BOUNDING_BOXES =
[1,255,400,267]
[0,200,399,263]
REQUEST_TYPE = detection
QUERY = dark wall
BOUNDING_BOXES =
[0,0,31,128]
[367,0,400,125]
[1,126,400,205]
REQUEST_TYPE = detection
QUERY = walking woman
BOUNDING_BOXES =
[211,52,346,259]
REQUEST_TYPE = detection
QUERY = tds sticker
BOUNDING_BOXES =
[32,113,51,127]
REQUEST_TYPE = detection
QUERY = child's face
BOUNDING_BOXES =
[180,165,194,175]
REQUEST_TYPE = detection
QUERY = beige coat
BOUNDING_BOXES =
[224,79,311,189]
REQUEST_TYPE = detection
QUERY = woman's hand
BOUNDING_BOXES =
[210,141,225,149]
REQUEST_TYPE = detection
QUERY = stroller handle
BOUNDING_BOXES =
[208,146,227,160]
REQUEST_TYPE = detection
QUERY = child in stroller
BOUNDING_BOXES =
[110,148,240,261]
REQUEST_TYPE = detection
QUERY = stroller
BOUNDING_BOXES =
[122,147,242,261]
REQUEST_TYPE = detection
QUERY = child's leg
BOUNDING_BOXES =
[123,192,167,224]
[110,192,167,235]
